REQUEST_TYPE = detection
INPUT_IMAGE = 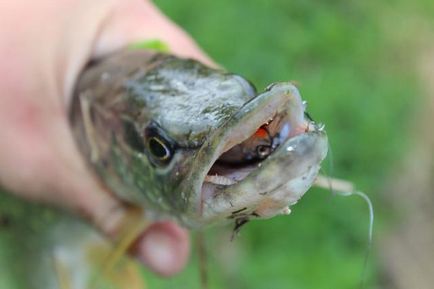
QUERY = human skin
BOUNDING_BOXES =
[0,0,214,277]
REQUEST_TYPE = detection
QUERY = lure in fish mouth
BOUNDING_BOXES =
[70,49,328,229]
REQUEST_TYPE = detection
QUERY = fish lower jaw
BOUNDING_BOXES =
[200,159,322,225]
[198,130,328,225]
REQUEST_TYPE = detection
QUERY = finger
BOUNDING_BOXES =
[76,194,190,276]
[74,190,190,276]
[133,221,190,276]
[59,135,190,276]
[93,0,215,66]
[59,0,216,105]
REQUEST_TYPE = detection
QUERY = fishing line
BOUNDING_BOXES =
[314,173,374,289]
[325,141,335,193]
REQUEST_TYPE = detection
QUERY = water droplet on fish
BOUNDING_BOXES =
[286,146,295,152]
[282,207,291,215]
[257,163,262,168]
[175,171,180,176]
[302,100,308,110]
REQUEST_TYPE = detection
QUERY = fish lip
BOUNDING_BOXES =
[184,82,327,227]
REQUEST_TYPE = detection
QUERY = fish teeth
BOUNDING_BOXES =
[204,175,237,186]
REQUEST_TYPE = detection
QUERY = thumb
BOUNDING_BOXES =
[93,0,214,65]
[77,189,190,277]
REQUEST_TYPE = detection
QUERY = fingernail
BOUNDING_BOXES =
[139,231,177,275]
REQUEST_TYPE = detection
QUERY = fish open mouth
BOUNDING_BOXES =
[186,83,328,226]
[204,110,310,186]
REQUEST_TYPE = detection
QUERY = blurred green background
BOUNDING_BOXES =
[142,0,433,288]
[1,1,433,289]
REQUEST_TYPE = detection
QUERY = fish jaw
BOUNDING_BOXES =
[202,131,327,224]
[182,83,328,228]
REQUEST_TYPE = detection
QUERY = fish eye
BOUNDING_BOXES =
[144,123,175,166]
[148,136,171,161]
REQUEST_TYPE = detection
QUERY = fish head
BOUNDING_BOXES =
[71,50,328,228]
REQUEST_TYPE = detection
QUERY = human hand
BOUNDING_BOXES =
[0,0,213,276]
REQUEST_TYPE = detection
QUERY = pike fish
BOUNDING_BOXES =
[0,49,327,289]
[71,49,328,228]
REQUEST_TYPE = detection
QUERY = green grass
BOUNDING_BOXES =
[142,0,433,288]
